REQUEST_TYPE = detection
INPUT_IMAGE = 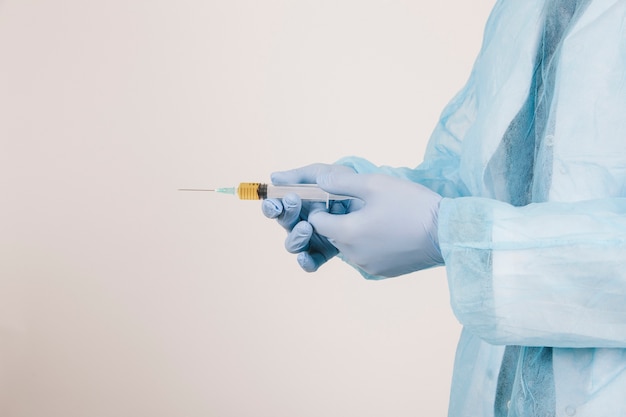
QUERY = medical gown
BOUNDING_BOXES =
[341,0,626,415]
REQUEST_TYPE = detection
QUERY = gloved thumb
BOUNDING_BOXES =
[307,209,347,243]
[271,163,355,186]
[271,164,324,185]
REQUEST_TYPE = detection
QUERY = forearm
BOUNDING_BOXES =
[440,196,626,348]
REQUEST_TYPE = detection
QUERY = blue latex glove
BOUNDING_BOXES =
[262,164,359,272]
[262,163,444,278]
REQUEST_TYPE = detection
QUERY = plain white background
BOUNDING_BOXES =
[1,1,495,416]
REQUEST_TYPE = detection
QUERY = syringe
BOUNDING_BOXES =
[179,183,353,203]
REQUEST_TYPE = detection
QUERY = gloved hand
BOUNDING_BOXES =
[310,167,444,277]
[262,164,360,272]
[262,163,444,278]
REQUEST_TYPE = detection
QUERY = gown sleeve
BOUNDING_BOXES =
[439,197,626,348]
[340,0,626,348]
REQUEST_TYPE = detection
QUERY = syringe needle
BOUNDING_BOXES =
[178,189,215,192]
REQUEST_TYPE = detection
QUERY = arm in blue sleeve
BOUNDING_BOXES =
[439,197,626,348]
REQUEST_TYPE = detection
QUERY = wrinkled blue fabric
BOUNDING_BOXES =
[337,0,626,415]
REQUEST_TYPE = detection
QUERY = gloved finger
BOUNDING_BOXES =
[301,230,340,271]
[297,251,334,273]
[285,221,313,254]
[271,163,333,185]
[261,198,283,219]
[276,193,302,231]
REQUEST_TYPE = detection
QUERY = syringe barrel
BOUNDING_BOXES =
[264,184,352,201]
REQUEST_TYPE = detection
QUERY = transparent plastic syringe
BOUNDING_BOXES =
[179,183,353,203]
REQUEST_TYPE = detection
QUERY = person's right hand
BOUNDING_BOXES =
[261,164,360,272]
[263,162,443,278]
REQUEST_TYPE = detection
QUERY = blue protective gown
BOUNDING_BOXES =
[341,0,626,415]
